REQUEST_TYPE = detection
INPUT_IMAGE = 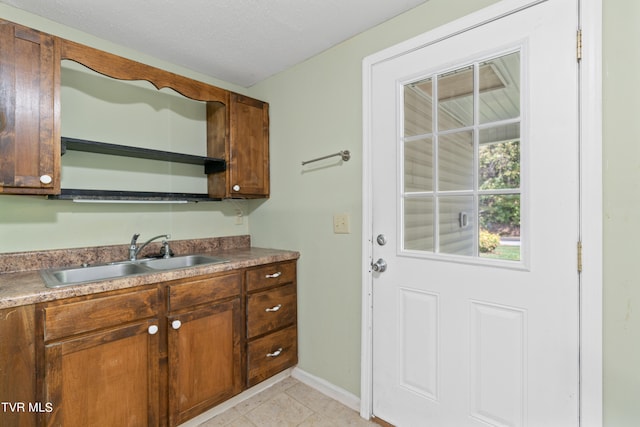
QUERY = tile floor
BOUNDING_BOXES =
[198,377,379,427]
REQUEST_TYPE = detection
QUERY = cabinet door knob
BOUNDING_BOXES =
[232,184,240,192]
[265,304,282,312]
[266,348,283,358]
[40,174,52,184]
[265,271,282,279]
[148,325,159,335]
[171,320,182,330]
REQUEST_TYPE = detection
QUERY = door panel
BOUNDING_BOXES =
[370,1,579,425]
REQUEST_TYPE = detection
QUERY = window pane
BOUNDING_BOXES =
[405,138,433,192]
[438,130,473,191]
[405,197,434,251]
[438,65,474,131]
[479,52,520,124]
[404,78,433,137]
[439,196,474,256]
[479,125,520,190]
[479,194,520,261]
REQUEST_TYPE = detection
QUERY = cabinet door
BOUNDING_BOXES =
[229,93,269,198]
[0,305,37,427]
[44,320,160,427]
[0,20,60,194]
[168,298,242,427]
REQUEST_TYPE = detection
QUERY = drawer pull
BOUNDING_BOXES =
[265,271,282,279]
[148,325,159,335]
[171,320,182,330]
[266,348,283,358]
[265,304,282,312]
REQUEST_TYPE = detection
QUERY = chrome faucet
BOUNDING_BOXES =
[129,233,171,261]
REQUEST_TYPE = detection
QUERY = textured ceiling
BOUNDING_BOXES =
[1,0,428,87]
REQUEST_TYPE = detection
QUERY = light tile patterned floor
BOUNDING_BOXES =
[198,377,379,427]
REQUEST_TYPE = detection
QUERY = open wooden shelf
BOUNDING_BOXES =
[48,189,221,202]
[61,137,226,174]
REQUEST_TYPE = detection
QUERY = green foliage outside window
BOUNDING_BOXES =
[479,140,520,236]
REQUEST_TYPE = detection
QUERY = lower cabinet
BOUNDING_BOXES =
[44,320,160,427]
[0,304,37,427]
[167,272,243,427]
[41,288,160,427]
[245,261,298,387]
[31,261,297,427]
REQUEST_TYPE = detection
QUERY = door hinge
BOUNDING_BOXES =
[577,241,583,273]
[576,29,583,62]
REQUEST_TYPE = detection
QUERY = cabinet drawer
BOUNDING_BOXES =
[169,272,242,312]
[247,283,296,339]
[247,325,297,387]
[44,288,158,341]
[246,261,296,292]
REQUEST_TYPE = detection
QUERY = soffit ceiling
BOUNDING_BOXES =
[1,0,428,87]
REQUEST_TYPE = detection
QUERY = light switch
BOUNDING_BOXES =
[333,213,351,234]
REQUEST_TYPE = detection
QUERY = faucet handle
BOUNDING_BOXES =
[130,233,141,246]
[161,240,174,259]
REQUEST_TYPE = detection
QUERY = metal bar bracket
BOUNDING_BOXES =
[302,150,350,166]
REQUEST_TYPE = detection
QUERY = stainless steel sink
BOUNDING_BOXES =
[140,255,228,270]
[41,255,228,288]
[41,262,150,288]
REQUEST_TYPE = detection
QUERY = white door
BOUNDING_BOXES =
[368,1,579,426]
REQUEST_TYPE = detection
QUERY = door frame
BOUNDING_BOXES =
[360,0,603,424]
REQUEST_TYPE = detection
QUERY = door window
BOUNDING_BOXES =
[402,51,521,261]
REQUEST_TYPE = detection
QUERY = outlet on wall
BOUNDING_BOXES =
[333,213,351,234]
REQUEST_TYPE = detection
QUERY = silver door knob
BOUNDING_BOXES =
[372,258,387,273]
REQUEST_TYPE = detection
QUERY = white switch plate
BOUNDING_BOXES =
[333,213,351,234]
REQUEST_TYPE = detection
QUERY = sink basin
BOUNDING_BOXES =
[41,262,150,288]
[41,255,229,288]
[140,255,228,270]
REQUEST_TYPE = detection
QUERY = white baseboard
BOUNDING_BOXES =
[291,367,361,412]
[178,367,361,426]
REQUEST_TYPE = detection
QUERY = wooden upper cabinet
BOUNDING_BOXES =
[207,93,270,199]
[0,20,60,194]
[229,94,270,198]
[61,39,271,200]
[0,18,271,199]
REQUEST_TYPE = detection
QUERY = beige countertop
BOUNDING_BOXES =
[0,236,299,309]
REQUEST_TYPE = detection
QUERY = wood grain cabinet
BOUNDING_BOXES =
[5,260,296,426]
[245,261,298,387]
[228,94,270,198]
[40,288,160,427]
[0,305,37,427]
[0,18,271,200]
[166,272,243,427]
[0,20,60,195]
